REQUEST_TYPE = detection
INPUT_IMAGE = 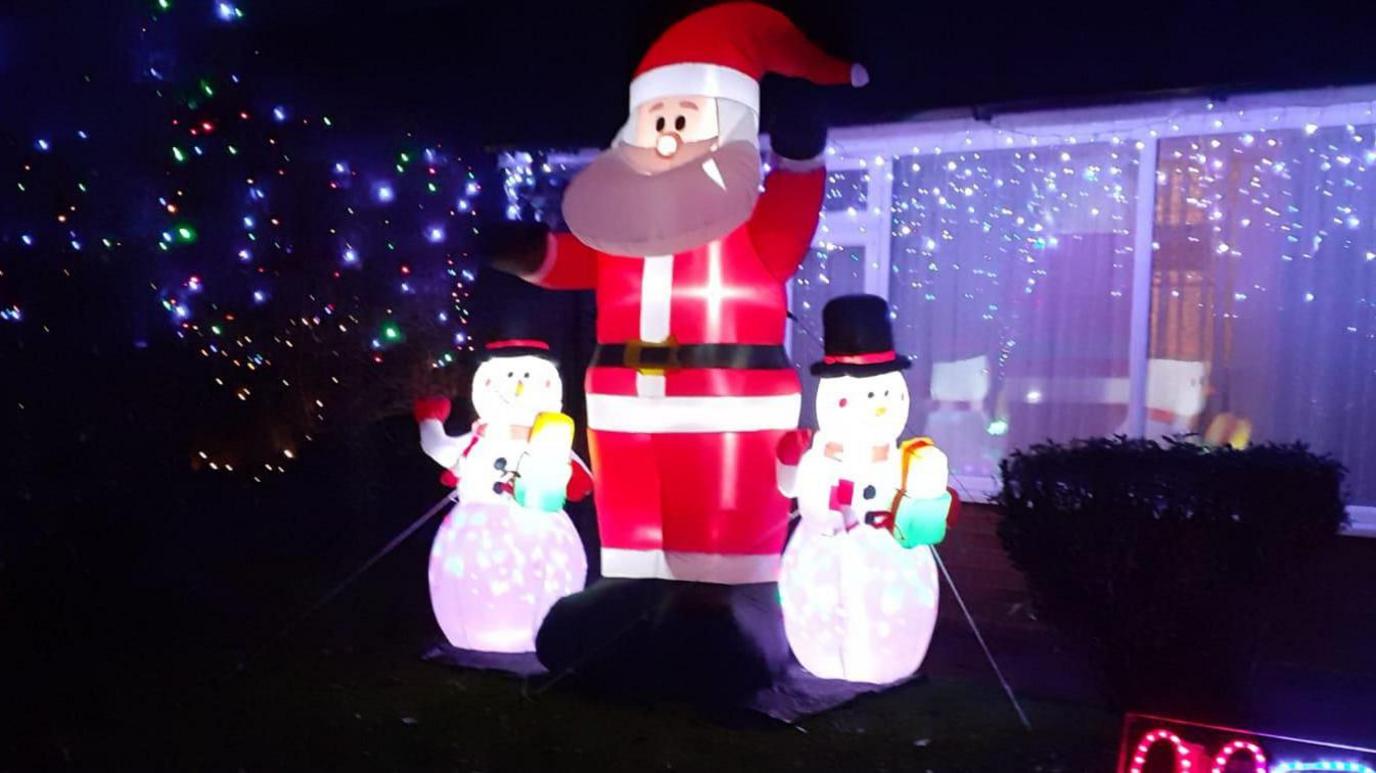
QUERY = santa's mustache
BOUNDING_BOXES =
[561,140,761,258]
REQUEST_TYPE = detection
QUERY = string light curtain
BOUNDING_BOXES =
[887,144,1140,479]
[1152,125,1376,504]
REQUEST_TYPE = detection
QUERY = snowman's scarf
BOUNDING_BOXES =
[821,440,891,463]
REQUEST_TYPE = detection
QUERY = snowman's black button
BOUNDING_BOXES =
[863,485,877,500]
[492,482,505,494]
[493,457,507,471]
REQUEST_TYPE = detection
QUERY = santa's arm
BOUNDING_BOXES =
[483,219,599,291]
[747,158,826,280]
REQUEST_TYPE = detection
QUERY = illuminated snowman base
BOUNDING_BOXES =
[428,501,587,653]
[779,523,940,684]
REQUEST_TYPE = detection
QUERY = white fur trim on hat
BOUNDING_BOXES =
[629,63,760,112]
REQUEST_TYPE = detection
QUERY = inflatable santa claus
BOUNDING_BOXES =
[501,2,867,586]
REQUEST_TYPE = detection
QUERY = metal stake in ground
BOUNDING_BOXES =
[252,490,458,659]
[931,544,1031,730]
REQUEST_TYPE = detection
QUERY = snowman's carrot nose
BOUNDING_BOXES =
[515,380,526,397]
[874,405,887,417]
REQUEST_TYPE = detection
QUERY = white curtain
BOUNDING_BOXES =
[1153,126,1376,504]
[886,143,1141,479]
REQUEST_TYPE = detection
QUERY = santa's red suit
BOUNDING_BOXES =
[527,164,822,584]
[519,2,863,585]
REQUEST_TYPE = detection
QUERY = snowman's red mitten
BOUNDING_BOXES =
[776,428,815,465]
[945,486,961,528]
[566,459,593,502]
[413,396,451,424]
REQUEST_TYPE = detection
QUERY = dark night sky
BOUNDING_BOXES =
[4,0,1376,148]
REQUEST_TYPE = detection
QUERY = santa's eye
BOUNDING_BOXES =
[655,116,666,132]
[675,115,687,131]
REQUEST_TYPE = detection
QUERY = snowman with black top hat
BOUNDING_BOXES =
[776,294,958,684]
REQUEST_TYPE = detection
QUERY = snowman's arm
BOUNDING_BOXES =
[775,428,815,497]
[521,231,599,291]
[418,422,471,471]
[566,453,593,502]
[748,160,826,281]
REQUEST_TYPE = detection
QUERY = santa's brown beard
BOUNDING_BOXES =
[561,140,761,257]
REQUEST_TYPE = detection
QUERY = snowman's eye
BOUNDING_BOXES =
[507,372,513,378]
[884,390,890,397]
[867,391,875,399]
[523,372,530,379]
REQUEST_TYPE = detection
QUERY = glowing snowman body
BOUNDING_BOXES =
[779,371,944,684]
[418,352,587,653]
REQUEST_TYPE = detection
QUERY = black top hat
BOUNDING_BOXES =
[810,294,910,377]
[480,314,557,362]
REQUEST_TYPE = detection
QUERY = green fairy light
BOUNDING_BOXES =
[172,146,187,163]
[427,182,438,193]
[199,79,215,98]
[176,224,197,243]
[227,145,238,156]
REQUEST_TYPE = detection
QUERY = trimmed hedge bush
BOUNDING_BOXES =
[996,437,1347,709]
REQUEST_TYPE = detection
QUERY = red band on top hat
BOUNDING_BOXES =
[486,339,550,351]
[823,349,896,366]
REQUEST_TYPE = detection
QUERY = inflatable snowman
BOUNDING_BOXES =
[414,337,592,653]
[777,295,956,684]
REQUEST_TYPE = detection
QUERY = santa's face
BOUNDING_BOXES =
[471,355,562,428]
[815,372,911,446]
[625,95,720,173]
[561,94,761,257]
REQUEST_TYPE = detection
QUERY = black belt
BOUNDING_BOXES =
[592,340,791,373]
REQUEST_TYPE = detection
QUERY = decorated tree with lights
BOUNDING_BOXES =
[1,1,498,481]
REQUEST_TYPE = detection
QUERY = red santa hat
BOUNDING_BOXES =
[629,2,867,115]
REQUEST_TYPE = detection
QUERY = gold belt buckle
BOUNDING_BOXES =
[623,336,680,376]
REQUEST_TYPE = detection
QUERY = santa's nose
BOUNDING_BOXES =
[655,133,681,158]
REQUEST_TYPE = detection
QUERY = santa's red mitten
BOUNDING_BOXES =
[413,396,451,424]
[438,469,459,488]
[565,459,594,502]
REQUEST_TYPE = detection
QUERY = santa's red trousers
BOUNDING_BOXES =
[589,427,793,584]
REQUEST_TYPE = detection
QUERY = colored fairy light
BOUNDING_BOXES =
[242,216,255,229]
[1127,729,1200,773]
[35,138,51,152]
[237,248,252,262]
[214,2,243,21]
[373,182,395,203]
[1208,740,1266,773]
[20,234,34,246]
[252,290,267,304]
[187,275,203,292]
[176,224,197,243]
[342,247,359,264]
[425,225,445,243]
[172,146,187,163]
[0,306,22,322]
[272,106,287,123]
[1271,759,1376,764]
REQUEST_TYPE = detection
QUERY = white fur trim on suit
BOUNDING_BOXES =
[630,63,760,112]
[602,548,780,584]
[587,393,801,433]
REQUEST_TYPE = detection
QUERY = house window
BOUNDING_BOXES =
[886,143,1141,481]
